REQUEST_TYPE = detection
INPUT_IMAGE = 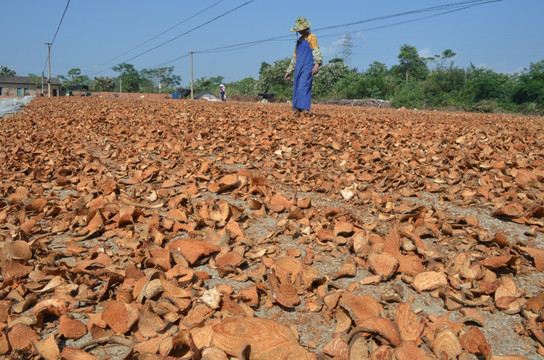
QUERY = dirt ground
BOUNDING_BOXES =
[1,97,544,359]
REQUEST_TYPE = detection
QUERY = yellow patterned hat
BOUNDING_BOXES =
[290,17,311,32]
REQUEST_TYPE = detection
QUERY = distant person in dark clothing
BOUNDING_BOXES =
[220,84,226,101]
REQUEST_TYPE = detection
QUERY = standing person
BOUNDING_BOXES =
[284,17,323,115]
[220,84,226,102]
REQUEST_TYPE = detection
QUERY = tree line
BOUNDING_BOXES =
[2,44,543,115]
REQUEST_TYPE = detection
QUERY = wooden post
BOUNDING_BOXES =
[190,52,194,100]
[46,42,51,97]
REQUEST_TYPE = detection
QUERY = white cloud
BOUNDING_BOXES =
[320,31,366,58]
[321,37,345,57]
[419,48,434,59]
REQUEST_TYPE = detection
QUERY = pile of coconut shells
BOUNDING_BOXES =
[0,97,544,359]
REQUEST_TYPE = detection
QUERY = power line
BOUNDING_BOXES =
[315,0,502,32]
[317,2,496,40]
[50,0,70,46]
[42,0,71,75]
[87,0,502,79]
[151,0,502,81]
[86,0,224,73]
[87,0,254,76]
[179,0,501,57]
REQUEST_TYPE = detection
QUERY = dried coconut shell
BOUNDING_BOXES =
[339,293,385,323]
[269,194,293,212]
[323,335,349,358]
[459,326,492,359]
[479,255,515,269]
[368,252,399,280]
[357,316,401,347]
[412,271,447,292]
[167,329,201,358]
[395,341,431,360]
[8,324,39,350]
[138,305,166,339]
[201,346,229,360]
[32,334,60,360]
[60,347,100,360]
[369,345,392,359]
[29,297,67,317]
[352,231,370,256]
[395,302,424,344]
[432,328,463,359]
[493,202,524,218]
[4,240,32,261]
[519,246,544,271]
[59,315,87,339]
[334,308,353,334]
[101,299,140,334]
[183,304,213,327]
[349,333,369,359]
[332,261,357,279]
[212,317,315,360]
[395,254,424,277]
[215,251,246,269]
[0,332,8,356]
[334,221,354,237]
[167,238,221,265]
[525,292,544,313]
[201,288,222,309]
[5,260,33,278]
[134,332,169,355]
[458,308,485,326]
[268,268,300,308]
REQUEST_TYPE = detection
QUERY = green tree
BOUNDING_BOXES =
[0,66,16,76]
[112,63,141,93]
[363,61,395,99]
[512,59,544,106]
[27,73,44,88]
[422,50,465,106]
[395,44,428,82]
[193,76,224,94]
[90,76,116,92]
[57,68,90,90]
[140,66,181,93]
[259,62,272,77]
[429,49,457,71]
[256,57,292,100]
[424,68,466,106]
[465,66,514,103]
[227,77,257,97]
[313,57,350,98]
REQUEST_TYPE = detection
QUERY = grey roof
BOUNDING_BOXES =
[0,76,61,85]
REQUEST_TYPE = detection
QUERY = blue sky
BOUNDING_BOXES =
[2,0,543,86]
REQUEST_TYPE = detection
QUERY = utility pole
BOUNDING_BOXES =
[45,42,52,97]
[158,67,161,94]
[190,52,194,100]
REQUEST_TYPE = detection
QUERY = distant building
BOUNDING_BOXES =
[0,76,62,97]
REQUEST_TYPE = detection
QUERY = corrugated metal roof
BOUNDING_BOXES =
[0,76,61,85]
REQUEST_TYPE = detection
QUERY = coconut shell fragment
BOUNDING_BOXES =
[212,317,316,359]
[8,324,40,351]
[412,271,447,292]
[432,328,463,359]
[32,334,60,360]
[101,299,140,334]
